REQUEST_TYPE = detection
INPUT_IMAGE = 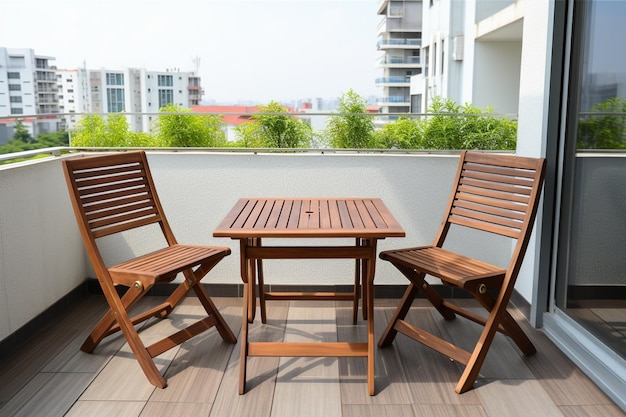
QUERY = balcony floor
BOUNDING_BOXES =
[0,295,623,417]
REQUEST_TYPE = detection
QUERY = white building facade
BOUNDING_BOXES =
[57,68,203,133]
[411,0,522,115]
[0,47,61,141]
[376,0,423,119]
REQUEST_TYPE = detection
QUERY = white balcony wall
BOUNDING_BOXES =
[0,152,522,342]
[0,158,86,342]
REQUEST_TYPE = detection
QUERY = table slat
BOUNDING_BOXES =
[213,198,405,238]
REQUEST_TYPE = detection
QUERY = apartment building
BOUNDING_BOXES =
[57,67,203,133]
[0,47,61,142]
[412,0,522,115]
[375,0,423,119]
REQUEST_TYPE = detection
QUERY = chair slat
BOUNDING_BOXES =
[91,216,161,239]
[463,161,537,177]
[78,186,149,206]
[463,150,542,170]
[74,170,147,188]
[452,199,527,221]
[457,184,530,204]
[459,177,533,195]
[462,170,535,188]
[455,191,529,213]
[71,162,143,179]
[77,178,149,199]
[85,202,159,224]
[83,193,152,214]
[448,214,521,238]
[89,207,160,233]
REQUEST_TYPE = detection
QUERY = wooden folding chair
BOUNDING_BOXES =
[378,151,546,393]
[63,151,237,388]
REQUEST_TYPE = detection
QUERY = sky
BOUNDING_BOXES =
[0,0,382,104]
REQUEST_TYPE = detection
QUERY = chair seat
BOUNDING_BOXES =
[380,246,506,291]
[109,244,231,287]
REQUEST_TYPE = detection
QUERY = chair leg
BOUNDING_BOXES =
[94,286,168,388]
[116,308,168,388]
[81,283,146,352]
[394,264,456,321]
[192,281,237,344]
[474,292,536,356]
[499,311,536,356]
[378,283,420,347]
[454,305,504,394]
[455,289,534,394]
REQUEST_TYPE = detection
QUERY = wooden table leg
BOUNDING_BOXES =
[353,238,361,325]
[366,240,377,396]
[255,238,267,324]
[238,239,254,394]
[241,238,257,324]
[239,281,250,395]
[362,239,371,321]
[367,277,375,395]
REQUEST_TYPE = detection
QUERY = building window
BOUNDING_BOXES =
[158,75,173,87]
[9,96,22,103]
[106,73,124,86]
[158,89,174,108]
[11,108,23,114]
[7,72,20,79]
[107,88,125,112]
[441,39,445,75]
[432,43,437,76]
[8,84,21,91]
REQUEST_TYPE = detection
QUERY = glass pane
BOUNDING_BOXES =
[577,1,626,150]
[560,0,626,359]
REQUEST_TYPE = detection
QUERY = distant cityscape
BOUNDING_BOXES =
[6,1,617,145]
[0,0,424,144]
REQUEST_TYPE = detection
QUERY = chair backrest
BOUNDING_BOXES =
[434,151,546,272]
[63,151,177,272]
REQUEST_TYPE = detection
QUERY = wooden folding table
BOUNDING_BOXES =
[213,198,405,395]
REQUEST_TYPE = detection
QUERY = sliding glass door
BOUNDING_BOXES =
[554,0,626,368]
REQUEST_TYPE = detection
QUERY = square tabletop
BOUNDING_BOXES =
[213,198,405,239]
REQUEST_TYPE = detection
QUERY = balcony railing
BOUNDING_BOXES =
[377,38,422,49]
[375,76,411,85]
[378,56,421,65]
[378,95,411,104]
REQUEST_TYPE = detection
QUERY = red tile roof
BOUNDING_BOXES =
[192,105,298,126]
[192,105,261,126]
